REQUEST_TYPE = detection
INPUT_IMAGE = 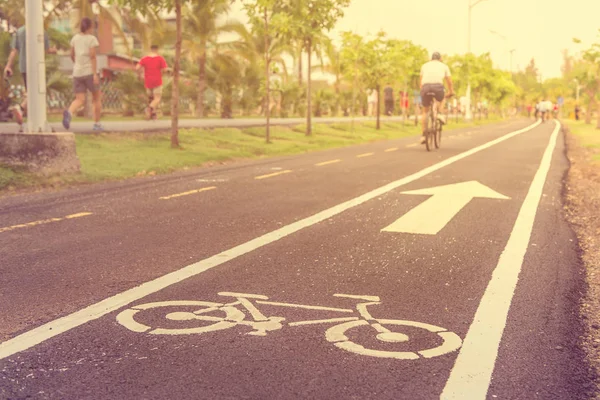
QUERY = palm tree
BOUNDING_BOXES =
[182,0,243,118]
[313,38,345,115]
[228,25,291,116]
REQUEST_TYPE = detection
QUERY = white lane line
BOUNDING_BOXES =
[384,147,398,152]
[441,120,561,400]
[254,170,292,180]
[159,186,216,200]
[356,152,374,158]
[0,212,93,234]
[0,120,540,361]
[315,159,341,167]
[406,143,419,148]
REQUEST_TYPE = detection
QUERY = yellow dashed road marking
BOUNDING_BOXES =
[160,186,216,200]
[254,170,292,180]
[357,152,374,158]
[315,159,341,167]
[0,212,93,234]
[384,147,398,152]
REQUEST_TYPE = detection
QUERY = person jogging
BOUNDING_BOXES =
[62,17,103,131]
[3,25,55,131]
[136,45,168,120]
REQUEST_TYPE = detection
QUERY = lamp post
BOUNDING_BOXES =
[25,0,49,133]
[466,0,490,121]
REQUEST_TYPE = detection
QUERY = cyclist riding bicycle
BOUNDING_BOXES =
[419,52,454,144]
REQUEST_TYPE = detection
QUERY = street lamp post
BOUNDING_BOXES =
[466,0,490,121]
[572,79,581,103]
[25,0,49,134]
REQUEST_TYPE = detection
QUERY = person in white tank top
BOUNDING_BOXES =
[418,52,454,143]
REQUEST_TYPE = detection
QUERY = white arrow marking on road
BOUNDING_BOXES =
[382,181,510,235]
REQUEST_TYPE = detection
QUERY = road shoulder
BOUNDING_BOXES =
[564,121,600,397]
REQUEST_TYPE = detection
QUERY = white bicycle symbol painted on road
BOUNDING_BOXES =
[116,292,462,360]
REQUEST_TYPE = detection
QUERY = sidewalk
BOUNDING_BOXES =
[0,115,425,134]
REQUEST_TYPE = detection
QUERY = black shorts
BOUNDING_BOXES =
[420,83,445,107]
[22,73,27,90]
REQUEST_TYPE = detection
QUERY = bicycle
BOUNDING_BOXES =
[116,292,462,360]
[423,93,453,152]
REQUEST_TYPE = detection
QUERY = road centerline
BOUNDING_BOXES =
[0,120,540,361]
[159,187,217,200]
[0,212,93,234]
[356,152,374,158]
[384,147,398,152]
[255,170,292,180]
[441,121,561,400]
[315,159,342,167]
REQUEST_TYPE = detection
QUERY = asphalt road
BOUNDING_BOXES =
[0,115,419,134]
[0,119,593,399]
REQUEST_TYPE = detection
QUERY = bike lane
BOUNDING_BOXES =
[0,121,588,399]
[0,120,528,343]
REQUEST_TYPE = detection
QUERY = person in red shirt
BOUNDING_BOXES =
[136,45,168,120]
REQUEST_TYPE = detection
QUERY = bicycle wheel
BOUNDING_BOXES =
[434,119,442,149]
[116,300,245,335]
[325,319,462,360]
[425,111,435,152]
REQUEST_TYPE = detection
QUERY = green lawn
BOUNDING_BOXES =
[567,120,600,163]
[0,117,505,193]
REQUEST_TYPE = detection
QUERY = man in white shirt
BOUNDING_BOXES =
[419,52,454,144]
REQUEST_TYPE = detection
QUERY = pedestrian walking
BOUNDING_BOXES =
[575,104,580,121]
[383,84,394,116]
[3,24,55,132]
[62,17,103,131]
[136,44,168,120]
[367,89,377,117]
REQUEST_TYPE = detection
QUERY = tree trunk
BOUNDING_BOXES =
[376,84,381,130]
[264,8,270,143]
[298,46,303,85]
[306,38,312,136]
[402,81,407,126]
[196,48,206,118]
[170,0,182,148]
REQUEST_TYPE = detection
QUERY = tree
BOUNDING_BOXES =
[340,31,392,130]
[242,0,292,143]
[230,24,291,117]
[285,0,351,135]
[183,0,242,118]
[110,0,182,148]
[512,58,543,108]
[573,34,600,127]
[313,37,347,116]
[382,39,427,123]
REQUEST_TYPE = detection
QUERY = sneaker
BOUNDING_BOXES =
[13,105,23,125]
[93,123,104,132]
[437,114,446,124]
[62,110,72,130]
[18,124,23,133]
[420,136,427,144]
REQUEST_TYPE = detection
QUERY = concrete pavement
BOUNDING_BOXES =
[0,119,593,399]
[0,115,421,134]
